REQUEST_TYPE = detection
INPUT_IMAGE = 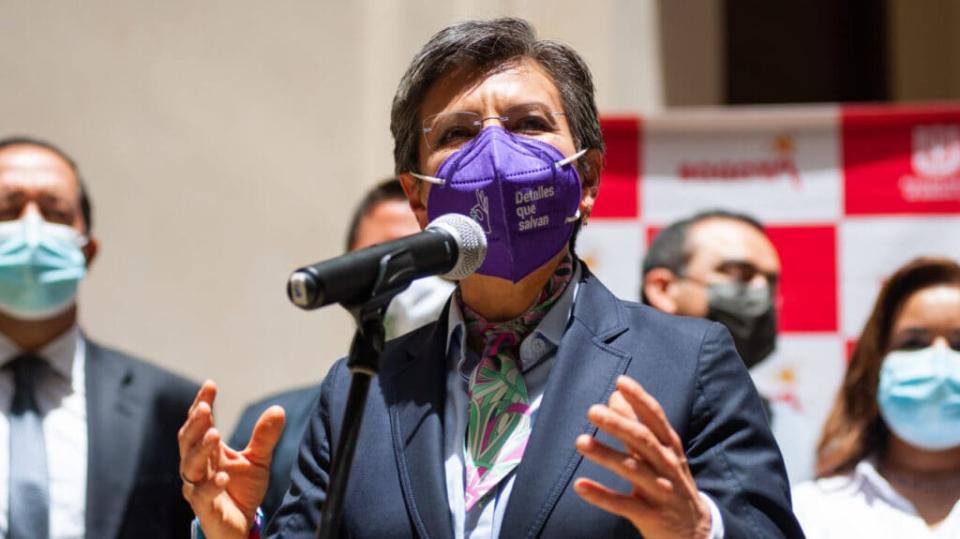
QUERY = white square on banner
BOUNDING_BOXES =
[750,334,846,485]
[840,216,960,337]
[577,220,643,302]
[642,107,842,224]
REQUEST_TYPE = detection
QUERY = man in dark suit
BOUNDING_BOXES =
[179,18,803,538]
[0,137,198,538]
[228,178,454,520]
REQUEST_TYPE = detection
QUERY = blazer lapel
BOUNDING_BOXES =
[501,271,633,539]
[84,340,148,539]
[381,318,454,539]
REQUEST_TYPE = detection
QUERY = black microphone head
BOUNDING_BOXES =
[426,213,487,280]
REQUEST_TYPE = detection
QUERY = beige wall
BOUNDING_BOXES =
[0,1,664,429]
[656,0,723,107]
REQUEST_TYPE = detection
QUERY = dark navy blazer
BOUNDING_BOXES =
[84,340,198,538]
[266,269,804,538]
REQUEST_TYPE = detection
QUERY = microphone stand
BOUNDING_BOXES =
[316,249,416,539]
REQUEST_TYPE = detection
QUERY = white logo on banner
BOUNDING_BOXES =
[901,124,960,202]
[912,125,960,177]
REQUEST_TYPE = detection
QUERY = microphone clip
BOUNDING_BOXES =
[343,247,415,374]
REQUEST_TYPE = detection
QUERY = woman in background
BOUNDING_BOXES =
[794,257,960,537]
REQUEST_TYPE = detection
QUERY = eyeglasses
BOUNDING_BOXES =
[422,102,567,151]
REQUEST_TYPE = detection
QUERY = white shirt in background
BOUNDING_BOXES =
[793,458,960,539]
[384,276,456,339]
[0,326,87,539]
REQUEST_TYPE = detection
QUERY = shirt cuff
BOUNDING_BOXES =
[191,507,264,539]
[699,491,725,539]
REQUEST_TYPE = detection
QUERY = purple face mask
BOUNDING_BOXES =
[415,127,583,282]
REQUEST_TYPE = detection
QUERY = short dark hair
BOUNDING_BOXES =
[0,136,93,233]
[641,209,766,303]
[345,178,408,252]
[390,17,604,252]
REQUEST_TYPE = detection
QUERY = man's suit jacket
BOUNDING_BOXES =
[84,339,198,538]
[267,270,804,538]
[230,385,321,520]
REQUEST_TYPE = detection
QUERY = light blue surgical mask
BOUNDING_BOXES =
[878,345,960,451]
[0,213,88,320]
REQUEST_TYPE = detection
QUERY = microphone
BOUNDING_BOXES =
[287,213,487,310]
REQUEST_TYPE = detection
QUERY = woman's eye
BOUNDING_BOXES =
[893,338,929,351]
[438,126,475,146]
[513,115,551,133]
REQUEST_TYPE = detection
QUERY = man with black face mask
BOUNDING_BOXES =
[642,210,781,416]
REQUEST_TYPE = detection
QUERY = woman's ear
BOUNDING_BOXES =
[398,173,429,229]
[578,149,603,222]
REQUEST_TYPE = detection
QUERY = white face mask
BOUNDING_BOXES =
[383,276,456,339]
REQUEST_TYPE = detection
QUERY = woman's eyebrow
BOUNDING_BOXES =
[894,327,931,337]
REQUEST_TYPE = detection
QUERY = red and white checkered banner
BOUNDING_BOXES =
[579,103,960,483]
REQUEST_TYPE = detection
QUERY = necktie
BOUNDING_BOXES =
[462,255,573,511]
[7,354,50,539]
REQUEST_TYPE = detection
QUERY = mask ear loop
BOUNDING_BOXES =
[555,148,588,169]
[558,149,588,224]
[409,172,446,185]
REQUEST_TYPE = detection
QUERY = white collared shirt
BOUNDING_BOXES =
[0,326,87,539]
[793,458,960,538]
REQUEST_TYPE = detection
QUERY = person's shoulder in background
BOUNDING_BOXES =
[230,384,322,448]
[84,338,199,538]
[86,337,199,409]
[229,384,323,519]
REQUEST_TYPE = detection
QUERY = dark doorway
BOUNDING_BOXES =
[724,0,889,104]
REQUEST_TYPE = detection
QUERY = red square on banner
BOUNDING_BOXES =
[767,226,837,333]
[645,224,837,333]
[843,104,960,215]
[592,116,641,219]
